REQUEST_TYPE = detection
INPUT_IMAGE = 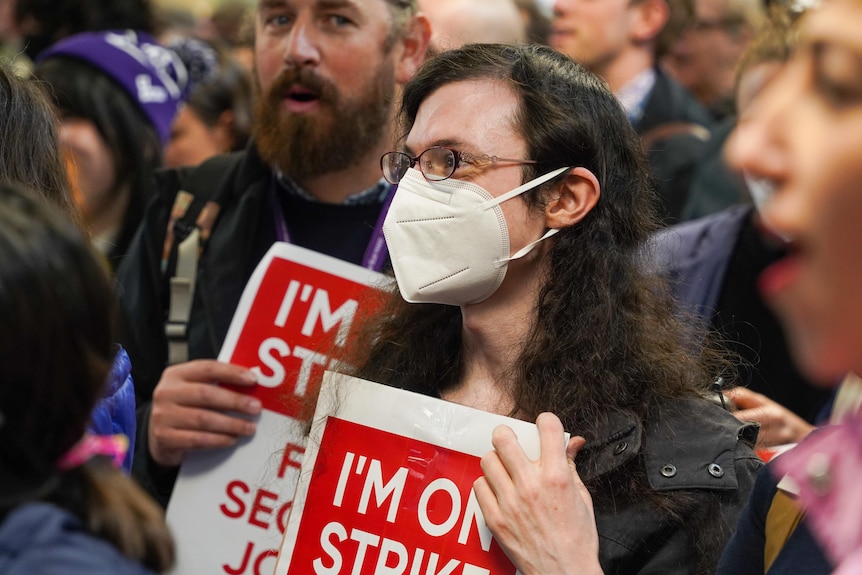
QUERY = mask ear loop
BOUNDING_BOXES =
[479,166,572,211]
[481,166,571,269]
[494,228,560,268]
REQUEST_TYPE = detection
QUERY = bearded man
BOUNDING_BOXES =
[117,0,430,506]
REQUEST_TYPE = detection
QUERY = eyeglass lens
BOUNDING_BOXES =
[419,148,456,181]
[382,147,458,184]
[382,152,413,183]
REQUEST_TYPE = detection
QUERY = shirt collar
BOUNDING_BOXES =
[615,67,657,126]
[275,171,390,206]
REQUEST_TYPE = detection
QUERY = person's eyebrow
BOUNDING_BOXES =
[259,0,286,9]
[317,0,361,12]
[403,138,469,156]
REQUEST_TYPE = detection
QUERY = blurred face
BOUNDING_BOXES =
[0,0,18,42]
[405,79,547,299]
[253,0,400,180]
[735,60,782,116]
[163,106,228,168]
[726,0,862,383]
[58,117,117,220]
[662,0,751,109]
[418,0,526,50]
[550,0,637,75]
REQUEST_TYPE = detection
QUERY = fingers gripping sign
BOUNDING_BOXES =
[474,412,604,575]
[149,359,262,467]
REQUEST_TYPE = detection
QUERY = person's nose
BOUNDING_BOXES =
[283,13,320,69]
[726,63,801,236]
[726,67,794,187]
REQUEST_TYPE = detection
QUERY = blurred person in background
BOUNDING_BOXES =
[550,0,712,224]
[651,5,831,453]
[33,30,186,272]
[209,0,254,71]
[13,0,155,60]
[514,0,553,44]
[679,3,802,220]
[163,36,253,168]
[418,0,526,51]
[0,59,138,472]
[0,60,71,215]
[662,0,764,121]
[0,182,173,574]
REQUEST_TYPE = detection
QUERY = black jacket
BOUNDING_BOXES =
[583,397,762,574]
[116,143,390,505]
[638,67,713,225]
[637,67,713,136]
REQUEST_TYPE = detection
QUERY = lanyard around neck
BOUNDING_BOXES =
[269,176,394,273]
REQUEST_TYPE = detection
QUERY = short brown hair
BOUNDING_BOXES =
[384,0,419,48]
[655,0,695,58]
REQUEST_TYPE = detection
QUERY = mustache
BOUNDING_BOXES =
[265,67,338,107]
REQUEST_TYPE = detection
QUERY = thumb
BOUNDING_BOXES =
[566,435,587,463]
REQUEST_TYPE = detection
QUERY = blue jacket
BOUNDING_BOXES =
[649,204,750,319]
[88,346,136,472]
[0,503,153,574]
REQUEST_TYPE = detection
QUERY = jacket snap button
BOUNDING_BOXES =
[661,464,677,478]
[613,442,628,455]
[708,463,725,478]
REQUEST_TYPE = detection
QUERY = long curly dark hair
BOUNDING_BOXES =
[348,44,734,573]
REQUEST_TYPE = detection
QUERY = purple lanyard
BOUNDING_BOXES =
[270,178,395,273]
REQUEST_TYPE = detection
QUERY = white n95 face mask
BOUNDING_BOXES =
[383,166,570,306]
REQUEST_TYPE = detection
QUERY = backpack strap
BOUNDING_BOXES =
[159,154,240,365]
[166,223,200,366]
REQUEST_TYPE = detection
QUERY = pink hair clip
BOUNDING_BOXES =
[57,433,129,470]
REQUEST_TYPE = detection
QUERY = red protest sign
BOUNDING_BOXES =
[275,375,548,575]
[168,244,389,575]
[286,417,516,575]
[219,245,388,416]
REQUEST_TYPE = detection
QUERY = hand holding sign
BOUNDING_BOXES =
[166,244,390,575]
[474,413,603,575]
[149,359,261,467]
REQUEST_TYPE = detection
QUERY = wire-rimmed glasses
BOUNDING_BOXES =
[380,146,537,184]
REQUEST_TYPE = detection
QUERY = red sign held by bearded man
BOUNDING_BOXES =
[166,243,389,575]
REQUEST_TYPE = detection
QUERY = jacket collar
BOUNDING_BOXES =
[579,397,759,493]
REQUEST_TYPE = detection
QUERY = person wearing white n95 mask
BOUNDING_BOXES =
[348,44,762,575]
[382,160,570,306]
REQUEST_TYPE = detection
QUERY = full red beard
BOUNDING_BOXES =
[254,64,396,183]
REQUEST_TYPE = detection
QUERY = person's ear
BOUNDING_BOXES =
[544,167,600,229]
[394,14,432,85]
[628,0,669,45]
[213,109,236,153]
